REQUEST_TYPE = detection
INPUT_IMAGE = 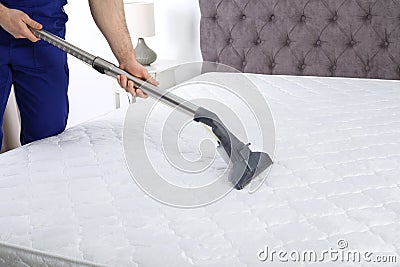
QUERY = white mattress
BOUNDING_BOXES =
[0,73,400,267]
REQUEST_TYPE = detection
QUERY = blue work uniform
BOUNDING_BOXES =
[0,0,69,147]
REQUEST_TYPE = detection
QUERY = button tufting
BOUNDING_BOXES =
[242,60,247,66]
[365,65,370,72]
[270,14,276,21]
[199,1,400,80]
[298,64,305,71]
[349,40,356,47]
[383,41,389,48]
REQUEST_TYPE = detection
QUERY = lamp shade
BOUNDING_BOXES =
[124,2,155,38]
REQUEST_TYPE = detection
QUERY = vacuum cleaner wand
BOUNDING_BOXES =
[32,29,272,190]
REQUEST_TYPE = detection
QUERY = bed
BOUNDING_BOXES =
[1,0,400,266]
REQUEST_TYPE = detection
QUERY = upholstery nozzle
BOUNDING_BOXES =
[194,107,272,190]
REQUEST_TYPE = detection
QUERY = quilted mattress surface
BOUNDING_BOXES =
[0,73,400,267]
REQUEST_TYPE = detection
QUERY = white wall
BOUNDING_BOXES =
[64,0,202,127]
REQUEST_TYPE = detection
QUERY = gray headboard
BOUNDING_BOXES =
[199,0,400,80]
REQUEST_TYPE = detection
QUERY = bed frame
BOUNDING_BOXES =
[199,0,400,79]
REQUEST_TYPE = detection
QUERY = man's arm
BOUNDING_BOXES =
[88,0,158,98]
[0,3,42,42]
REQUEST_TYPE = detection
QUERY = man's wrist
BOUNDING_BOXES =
[118,53,138,67]
[0,3,7,12]
[0,4,7,25]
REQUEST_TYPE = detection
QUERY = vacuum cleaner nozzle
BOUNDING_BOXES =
[194,107,273,190]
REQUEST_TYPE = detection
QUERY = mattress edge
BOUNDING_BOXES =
[0,242,109,267]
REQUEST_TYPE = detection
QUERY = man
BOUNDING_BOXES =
[0,0,157,147]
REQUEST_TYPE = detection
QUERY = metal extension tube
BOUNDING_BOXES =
[31,29,199,116]
[32,29,273,190]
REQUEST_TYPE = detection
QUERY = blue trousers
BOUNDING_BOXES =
[0,0,68,147]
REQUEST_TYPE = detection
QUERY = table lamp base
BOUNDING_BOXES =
[134,38,157,66]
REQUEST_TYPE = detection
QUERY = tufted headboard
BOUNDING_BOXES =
[199,0,400,80]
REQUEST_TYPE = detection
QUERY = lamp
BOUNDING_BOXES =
[124,1,157,65]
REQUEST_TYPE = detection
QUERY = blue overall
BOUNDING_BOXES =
[0,0,68,147]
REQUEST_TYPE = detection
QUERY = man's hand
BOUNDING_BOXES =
[0,4,42,42]
[88,0,159,98]
[117,60,159,98]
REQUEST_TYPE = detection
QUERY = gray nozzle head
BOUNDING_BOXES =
[229,151,272,190]
[194,107,273,190]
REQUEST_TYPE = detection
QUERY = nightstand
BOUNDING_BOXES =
[113,60,182,109]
